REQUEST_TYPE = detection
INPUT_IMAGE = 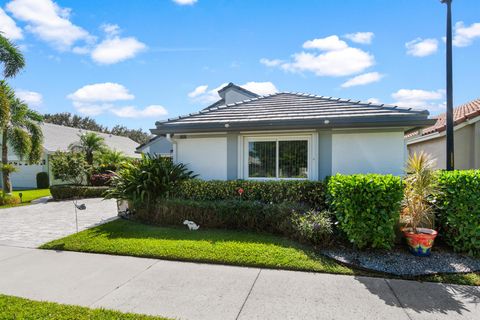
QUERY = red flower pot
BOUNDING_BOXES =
[403,228,438,256]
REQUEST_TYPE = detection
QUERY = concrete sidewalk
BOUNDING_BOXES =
[0,246,478,320]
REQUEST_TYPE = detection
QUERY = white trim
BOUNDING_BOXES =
[240,134,313,180]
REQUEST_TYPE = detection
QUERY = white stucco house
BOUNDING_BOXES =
[0,123,140,189]
[150,83,434,181]
[136,135,173,157]
[406,98,480,169]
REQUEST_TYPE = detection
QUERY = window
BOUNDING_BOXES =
[247,137,309,179]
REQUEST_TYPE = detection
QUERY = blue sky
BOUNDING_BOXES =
[1,0,479,131]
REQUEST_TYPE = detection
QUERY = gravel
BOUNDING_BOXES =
[321,246,480,276]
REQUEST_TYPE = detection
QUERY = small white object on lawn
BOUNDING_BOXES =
[183,220,200,231]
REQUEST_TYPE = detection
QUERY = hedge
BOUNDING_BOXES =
[173,179,326,210]
[436,170,480,256]
[136,198,309,236]
[36,172,50,189]
[50,185,109,200]
[327,174,403,249]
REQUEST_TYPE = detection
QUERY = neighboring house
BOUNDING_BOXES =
[150,83,434,180]
[136,135,173,157]
[1,123,140,189]
[406,98,480,170]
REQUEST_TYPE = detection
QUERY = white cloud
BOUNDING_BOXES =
[189,81,278,105]
[452,21,480,47]
[260,58,283,67]
[6,0,92,50]
[172,0,197,5]
[188,85,208,98]
[367,98,381,104]
[110,105,168,118]
[344,32,374,44]
[16,89,42,107]
[392,89,445,113]
[405,38,438,57]
[67,82,134,102]
[303,35,348,51]
[0,8,23,40]
[91,36,146,64]
[101,23,120,37]
[264,35,375,77]
[341,72,384,88]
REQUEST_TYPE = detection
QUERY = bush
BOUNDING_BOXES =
[104,155,196,207]
[292,210,333,246]
[90,172,115,186]
[50,151,89,185]
[174,180,326,210]
[0,193,20,206]
[435,170,480,256]
[136,198,307,236]
[50,185,108,200]
[327,174,403,249]
[36,172,50,189]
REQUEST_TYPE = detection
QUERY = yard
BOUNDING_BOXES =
[0,294,170,320]
[41,219,480,286]
[0,189,51,209]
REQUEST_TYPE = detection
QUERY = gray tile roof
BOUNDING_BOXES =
[153,92,435,134]
[41,123,141,158]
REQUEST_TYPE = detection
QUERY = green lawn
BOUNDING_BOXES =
[40,219,480,286]
[0,294,170,320]
[0,189,51,209]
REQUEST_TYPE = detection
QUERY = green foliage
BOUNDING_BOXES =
[50,151,89,185]
[174,179,327,209]
[104,155,196,207]
[292,210,333,245]
[0,33,25,78]
[136,199,307,236]
[435,170,480,257]
[69,132,106,165]
[1,163,17,174]
[36,172,50,189]
[95,149,127,172]
[0,294,169,320]
[0,192,20,206]
[50,185,108,200]
[327,174,403,249]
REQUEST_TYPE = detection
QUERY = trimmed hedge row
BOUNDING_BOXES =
[436,170,480,256]
[327,174,404,249]
[50,185,109,200]
[136,199,308,236]
[173,179,327,210]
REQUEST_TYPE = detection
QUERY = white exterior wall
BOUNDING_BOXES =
[332,131,405,175]
[175,137,227,180]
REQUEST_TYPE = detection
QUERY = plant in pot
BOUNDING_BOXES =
[401,152,438,256]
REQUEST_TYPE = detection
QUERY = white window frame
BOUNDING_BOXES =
[242,135,312,180]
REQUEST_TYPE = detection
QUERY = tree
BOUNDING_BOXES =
[69,132,106,166]
[50,151,88,185]
[0,82,43,193]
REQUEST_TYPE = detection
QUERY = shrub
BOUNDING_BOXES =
[174,180,326,209]
[0,193,20,206]
[50,185,108,200]
[36,172,50,189]
[135,198,307,236]
[90,172,115,186]
[292,210,333,246]
[435,170,480,256]
[104,155,196,207]
[327,174,403,249]
[50,151,89,185]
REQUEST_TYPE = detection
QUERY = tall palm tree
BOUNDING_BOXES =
[0,33,32,193]
[69,132,106,165]
[0,82,43,193]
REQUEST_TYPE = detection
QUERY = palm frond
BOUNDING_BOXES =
[0,33,25,78]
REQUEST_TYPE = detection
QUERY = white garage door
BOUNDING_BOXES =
[10,163,46,189]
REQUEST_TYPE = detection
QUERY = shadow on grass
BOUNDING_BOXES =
[355,276,480,316]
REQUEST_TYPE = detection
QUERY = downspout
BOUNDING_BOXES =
[166,134,176,162]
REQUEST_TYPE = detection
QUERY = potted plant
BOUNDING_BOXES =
[401,152,438,256]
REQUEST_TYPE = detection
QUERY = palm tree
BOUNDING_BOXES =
[0,82,43,193]
[69,132,106,165]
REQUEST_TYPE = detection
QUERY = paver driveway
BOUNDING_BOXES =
[0,198,117,248]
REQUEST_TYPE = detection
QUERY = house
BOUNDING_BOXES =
[136,135,173,157]
[406,98,480,169]
[1,123,141,189]
[150,83,434,180]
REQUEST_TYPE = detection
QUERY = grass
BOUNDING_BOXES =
[0,189,51,209]
[40,219,480,286]
[0,294,170,320]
